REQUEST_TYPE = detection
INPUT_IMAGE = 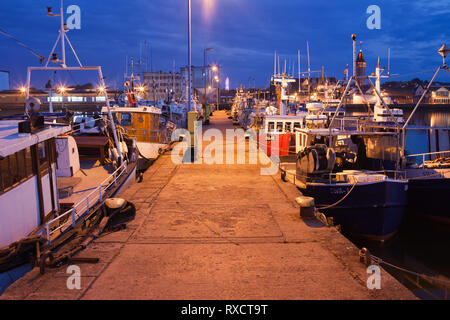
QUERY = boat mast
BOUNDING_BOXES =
[32,0,123,165]
[307,41,311,99]
[298,49,301,93]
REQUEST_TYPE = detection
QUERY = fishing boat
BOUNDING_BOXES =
[279,40,413,241]
[104,105,169,160]
[255,72,308,157]
[103,67,177,170]
[283,127,407,241]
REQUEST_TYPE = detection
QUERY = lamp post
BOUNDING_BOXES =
[204,47,214,124]
[211,65,219,111]
[187,0,192,113]
[215,77,220,111]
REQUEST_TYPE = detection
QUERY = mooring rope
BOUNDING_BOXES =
[317,181,358,210]
[360,248,450,287]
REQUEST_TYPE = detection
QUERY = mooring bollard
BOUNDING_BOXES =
[295,196,315,219]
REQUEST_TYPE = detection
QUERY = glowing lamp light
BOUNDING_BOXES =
[136,86,145,93]
[58,86,67,94]
[211,65,218,72]
[97,86,105,93]
[19,87,26,94]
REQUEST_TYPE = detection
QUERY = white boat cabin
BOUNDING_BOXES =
[264,115,305,134]
[0,120,71,247]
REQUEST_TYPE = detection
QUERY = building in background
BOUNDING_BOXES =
[181,65,220,105]
[430,85,450,104]
[0,71,10,91]
[143,71,182,101]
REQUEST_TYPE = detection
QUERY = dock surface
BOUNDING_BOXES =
[1,111,415,300]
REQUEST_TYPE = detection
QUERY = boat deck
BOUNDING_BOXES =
[57,160,114,208]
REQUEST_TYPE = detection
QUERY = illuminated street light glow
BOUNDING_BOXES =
[19,87,26,94]
[58,86,67,94]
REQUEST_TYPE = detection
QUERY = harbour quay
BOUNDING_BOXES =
[1,111,415,300]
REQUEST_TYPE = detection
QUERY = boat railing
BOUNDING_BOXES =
[329,117,361,131]
[280,165,407,186]
[406,150,450,166]
[43,161,129,246]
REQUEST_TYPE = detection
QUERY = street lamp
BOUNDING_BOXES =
[215,76,220,111]
[187,0,192,113]
[58,86,67,108]
[204,47,214,124]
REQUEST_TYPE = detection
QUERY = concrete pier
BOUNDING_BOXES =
[1,111,415,300]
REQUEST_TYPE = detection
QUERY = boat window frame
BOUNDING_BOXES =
[0,146,36,196]
[285,122,292,133]
[120,112,133,127]
[276,122,283,132]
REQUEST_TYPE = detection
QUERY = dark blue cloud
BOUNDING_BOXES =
[0,0,448,90]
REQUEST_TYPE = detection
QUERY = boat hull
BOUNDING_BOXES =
[299,180,408,241]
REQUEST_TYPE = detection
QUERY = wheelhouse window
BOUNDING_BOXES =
[0,147,34,194]
[268,122,275,132]
[285,122,292,133]
[37,142,48,169]
[276,122,283,132]
[120,113,132,126]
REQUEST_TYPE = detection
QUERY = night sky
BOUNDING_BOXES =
[0,0,448,90]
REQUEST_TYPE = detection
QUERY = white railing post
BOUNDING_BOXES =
[99,183,103,202]
[72,207,76,227]
[86,197,90,214]
[46,224,51,246]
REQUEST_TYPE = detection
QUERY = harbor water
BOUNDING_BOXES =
[347,106,450,300]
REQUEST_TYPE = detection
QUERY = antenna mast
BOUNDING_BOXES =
[298,49,301,93]
[307,41,311,97]
[45,0,82,68]
[387,48,391,76]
